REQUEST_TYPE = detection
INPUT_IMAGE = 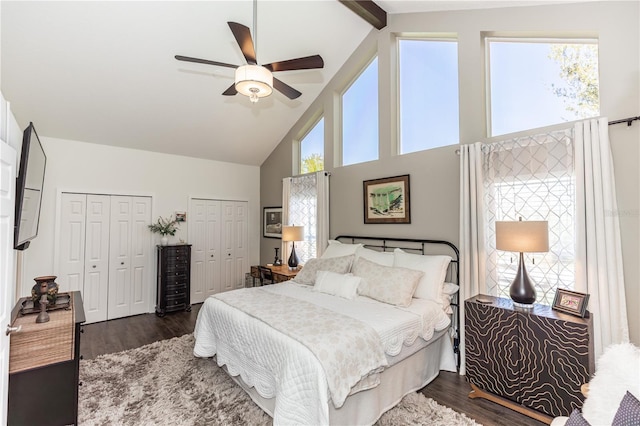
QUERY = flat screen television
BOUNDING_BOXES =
[14,122,46,250]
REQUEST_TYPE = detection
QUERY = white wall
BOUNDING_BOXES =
[19,137,261,304]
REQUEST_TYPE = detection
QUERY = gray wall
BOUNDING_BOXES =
[260,2,640,345]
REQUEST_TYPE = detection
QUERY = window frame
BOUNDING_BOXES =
[484,35,599,138]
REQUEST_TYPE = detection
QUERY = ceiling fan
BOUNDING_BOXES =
[175,2,324,103]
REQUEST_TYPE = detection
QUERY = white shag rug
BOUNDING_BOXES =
[79,334,480,426]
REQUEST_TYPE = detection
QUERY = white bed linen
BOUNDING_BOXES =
[193,281,451,425]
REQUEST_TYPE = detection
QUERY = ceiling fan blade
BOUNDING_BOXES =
[228,22,257,65]
[175,55,238,69]
[273,77,301,100]
[263,55,324,72]
[222,84,237,96]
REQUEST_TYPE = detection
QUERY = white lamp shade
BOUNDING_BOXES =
[495,220,549,253]
[282,225,304,242]
[235,65,273,98]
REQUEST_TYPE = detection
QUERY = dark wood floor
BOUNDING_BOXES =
[80,304,543,426]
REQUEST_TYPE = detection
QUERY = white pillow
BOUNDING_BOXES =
[393,248,452,304]
[355,246,394,267]
[313,270,361,300]
[352,257,423,307]
[441,282,460,314]
[294,254,355,285]
[321,240,362,259]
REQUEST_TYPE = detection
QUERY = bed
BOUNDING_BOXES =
[193,236,460,425]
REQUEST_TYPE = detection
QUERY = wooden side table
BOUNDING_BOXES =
[465,294,594,423]
[250,264,300,285]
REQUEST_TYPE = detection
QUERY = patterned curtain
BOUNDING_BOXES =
[282,172,330,264]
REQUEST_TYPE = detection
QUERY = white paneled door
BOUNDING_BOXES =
[58,193,151,323]
[189,198,246,303]
[0,142,17,425]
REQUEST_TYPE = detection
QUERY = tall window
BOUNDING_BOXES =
[300,117,324,174]
[398,38,459,154]
[342,57,378,166]
[487,37,599,136]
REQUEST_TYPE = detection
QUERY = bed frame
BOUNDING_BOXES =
[334,235,460,370]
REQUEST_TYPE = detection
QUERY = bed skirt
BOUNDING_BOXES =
[227,328,454,426]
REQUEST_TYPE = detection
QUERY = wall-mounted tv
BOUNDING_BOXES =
[14,122,46,250]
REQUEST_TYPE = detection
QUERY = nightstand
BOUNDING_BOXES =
[465,294,594,423]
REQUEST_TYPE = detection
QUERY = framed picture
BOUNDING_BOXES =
[175,212,186,222]
[363,174,411,224]
[552,288,590,317]
[263,207,283,238]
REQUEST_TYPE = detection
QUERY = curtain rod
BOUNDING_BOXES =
[609,116,640,126]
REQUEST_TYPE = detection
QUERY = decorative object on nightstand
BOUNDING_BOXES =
[282,225,304,269]
[273,247,282,266]
[148,215,179,246]
[495,218,548,306]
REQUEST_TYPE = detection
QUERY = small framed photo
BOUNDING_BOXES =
[363,174,411,224]
[175,212,186,222]
[263,207,282,239]
[552,288,590,318]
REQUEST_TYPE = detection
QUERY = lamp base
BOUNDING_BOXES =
[288,243,299,270]
[509,252,537,305]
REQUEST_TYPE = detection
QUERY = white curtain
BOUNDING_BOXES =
[458,142,486,375]
[282,171,330,263]
[574,118,629,357]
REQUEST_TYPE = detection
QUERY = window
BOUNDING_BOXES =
[487,37,599,136]
[300,117,324,174]
[398,38,459,154]
[342,57,378,166]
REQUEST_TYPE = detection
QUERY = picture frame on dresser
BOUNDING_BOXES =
[552,288,590,318]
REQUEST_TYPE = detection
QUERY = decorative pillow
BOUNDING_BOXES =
[313,271,361,300]
[320,240,362,259]
[441,282,460,314]
[294,254,355,285]
[582,343,640,426]
[612,391,640,426]
[393,249,451,303]
[352,257,423,307]
[565,409,591,426]
[355,246,394,267]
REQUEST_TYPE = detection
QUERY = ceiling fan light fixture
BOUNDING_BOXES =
[235,64,273,102]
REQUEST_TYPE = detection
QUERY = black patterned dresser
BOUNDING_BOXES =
[156,244,191,317]
[465,294,594,424]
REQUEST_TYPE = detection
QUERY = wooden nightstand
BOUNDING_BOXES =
[465,294,594,423]
[250,264,300,285]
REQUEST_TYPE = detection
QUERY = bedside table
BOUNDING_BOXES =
[465,294,594,423]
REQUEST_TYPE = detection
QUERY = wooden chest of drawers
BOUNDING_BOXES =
[156,244,191,316]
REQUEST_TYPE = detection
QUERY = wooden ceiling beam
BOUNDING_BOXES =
[338,0,387,30]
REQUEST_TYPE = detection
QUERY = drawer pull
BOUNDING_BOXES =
[5,325,21,336]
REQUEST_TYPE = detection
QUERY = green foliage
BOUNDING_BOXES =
[548,44,600,118]
[301,153,324,174]
[148,215,179,236]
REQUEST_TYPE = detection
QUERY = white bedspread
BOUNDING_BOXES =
[193,282,451,425]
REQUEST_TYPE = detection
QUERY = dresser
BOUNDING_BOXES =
[465,295,594,423]
[156,244,192,316]
[8,291,85,426]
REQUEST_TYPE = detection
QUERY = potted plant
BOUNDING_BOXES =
[148,215,179,246]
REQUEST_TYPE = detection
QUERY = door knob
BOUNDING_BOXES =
[121,262,124,265]
[6,324,22,336]
[92,265,96,268]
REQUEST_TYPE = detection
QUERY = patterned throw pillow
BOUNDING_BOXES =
[352,257,423,307]
[566,409,591,426]
[294,254,355,285]
[612,391,640,426]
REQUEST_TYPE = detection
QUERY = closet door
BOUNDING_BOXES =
[83,195,110,323]
[108,196,133,319]
[58,194,87,293]
[220,202,236,292]
[205,201,221,296]
[129,197,151,316]
[189,199,207,303]
[232,202,248,289]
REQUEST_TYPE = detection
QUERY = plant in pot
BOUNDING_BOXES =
[148,215,179,246]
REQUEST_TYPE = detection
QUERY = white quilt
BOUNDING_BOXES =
[193,282,451,425]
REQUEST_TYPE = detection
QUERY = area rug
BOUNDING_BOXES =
[79,334,479,426]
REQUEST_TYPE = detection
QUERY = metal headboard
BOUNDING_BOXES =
[335,235,460,370]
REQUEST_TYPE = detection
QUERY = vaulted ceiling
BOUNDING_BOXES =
[1,1,567,166]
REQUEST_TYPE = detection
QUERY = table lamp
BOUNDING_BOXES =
[495,218,549,307]
[282,225,304,269]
